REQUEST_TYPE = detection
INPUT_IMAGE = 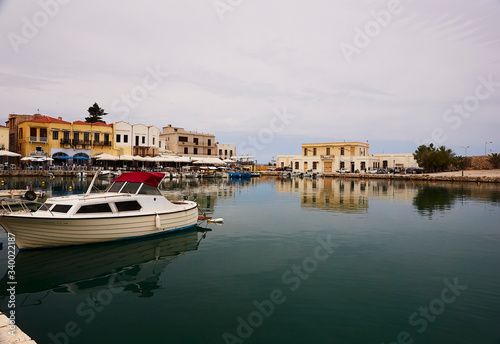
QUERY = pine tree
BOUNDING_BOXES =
[85,103,107,123]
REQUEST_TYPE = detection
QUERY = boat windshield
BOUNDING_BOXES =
[107,181,161,195]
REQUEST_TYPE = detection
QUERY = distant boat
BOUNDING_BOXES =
[228,171,251,179]
[0,189,44,202]
[251,172,261,177]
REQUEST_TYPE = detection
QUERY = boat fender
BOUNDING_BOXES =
[155,214,161,229]
[208,218,224,224]
[24,190,37,201]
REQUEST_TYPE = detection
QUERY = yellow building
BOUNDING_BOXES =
[0,125,9,150]
[277,141,417,173]
[17,116,119,162]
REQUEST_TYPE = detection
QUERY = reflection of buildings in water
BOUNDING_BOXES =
[276,178,419,213]
[0,228,206,303]
[161,179,251,214]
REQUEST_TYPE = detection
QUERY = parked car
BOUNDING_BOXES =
[336,168,350,173]
[367,169,378,174]
[377,169,389,174]
[393,167,402,174]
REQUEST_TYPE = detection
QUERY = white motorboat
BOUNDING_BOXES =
[0,172,199,250]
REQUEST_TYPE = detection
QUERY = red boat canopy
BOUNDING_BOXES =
[111,172,165,187]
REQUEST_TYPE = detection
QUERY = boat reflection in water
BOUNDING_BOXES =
[0,227,208,298]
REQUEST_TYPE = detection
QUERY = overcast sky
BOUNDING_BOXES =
[1,0,499,162]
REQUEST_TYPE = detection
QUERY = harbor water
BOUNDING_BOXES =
[0,176,499,344]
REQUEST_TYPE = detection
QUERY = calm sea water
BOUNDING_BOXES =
[1,176,500,344]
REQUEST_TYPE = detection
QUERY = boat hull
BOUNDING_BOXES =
[0,206,198,250]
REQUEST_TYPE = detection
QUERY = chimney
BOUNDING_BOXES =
[58,117,62,120]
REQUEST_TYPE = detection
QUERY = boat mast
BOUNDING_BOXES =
[85,170,99,196]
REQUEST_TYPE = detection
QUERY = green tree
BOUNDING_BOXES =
[85,103,107,123]
[488,153,500,169]
[413,144,455,172]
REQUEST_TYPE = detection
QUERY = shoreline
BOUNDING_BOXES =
[261,170,500,183]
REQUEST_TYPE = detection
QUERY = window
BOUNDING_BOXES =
[179,136,188,142]
[295,162,299,170]
[152,137,155,145]
[230,150,233,156]
[138,184,160,195]
[207,148,211,155]
[326,148,330,155]
[108,181,125,193]
[83,132,90,142]
[73,131,79,141]
[121,182,141,194]
[135,136,140,146]
[40,128,47,141]
[340,161,345,169]
[142,136,145,144]
[312,161,317,170]
[52,131,59,140]
[208,139,212,146]
[52,204,72,213]
[76,203,113,214]
[193,148,198,154]
[94,132,100,142]
[194,138,199,145]
[304,148,308,156]
[115,201,142,211]
[104,133,110,143]
[313,148,317,156]
[19,128,23,139]
[341,147,345,156]
[38,203,52,211]
[64,131,70,140]
[225,149,228,156]
[116,134,121,143]
[184,147,188,154]
[219,149,222,155]
[123,135,128,143]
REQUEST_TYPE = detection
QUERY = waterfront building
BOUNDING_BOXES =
[160,124,216,157]
[16,116,119,160]
[0,125,9,150]
[276,141,417,173]
[217,143,235,159]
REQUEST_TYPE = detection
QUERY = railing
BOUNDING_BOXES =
[29,136,48,143]
[60,138,71,145]
[321,155,335,159]
[93,141,112,146]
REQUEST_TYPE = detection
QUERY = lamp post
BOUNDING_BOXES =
[485,141,492,156]
[460,145,469,176]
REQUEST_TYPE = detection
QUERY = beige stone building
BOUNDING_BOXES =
[160,125,216,157]
[277,141,417,173]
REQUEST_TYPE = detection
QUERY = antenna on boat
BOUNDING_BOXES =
[85,170,100,196]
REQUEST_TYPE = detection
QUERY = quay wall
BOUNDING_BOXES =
[260,171,500,183]
[0,170,97,177]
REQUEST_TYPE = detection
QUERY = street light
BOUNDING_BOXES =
[460,145,469,176]
[485,141,493,155]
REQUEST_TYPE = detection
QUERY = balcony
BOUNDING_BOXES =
[30,136,48,143]
[321,155,335,159]
[60,138,72,145]
[93,140,112,147]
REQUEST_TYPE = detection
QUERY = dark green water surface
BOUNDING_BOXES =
[0,176,499,344]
